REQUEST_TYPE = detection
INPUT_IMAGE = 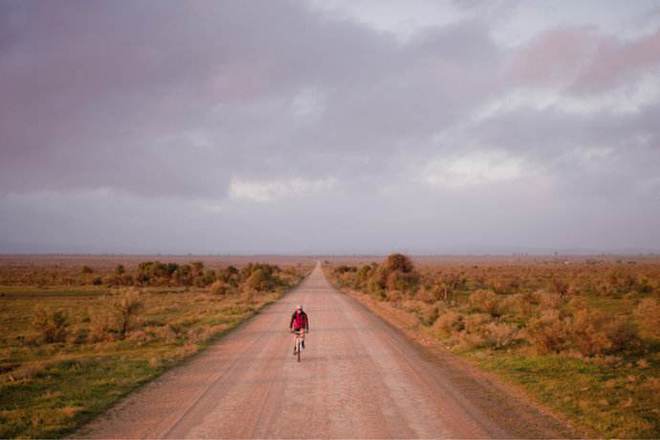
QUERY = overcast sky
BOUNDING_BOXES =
[1,0,659,254]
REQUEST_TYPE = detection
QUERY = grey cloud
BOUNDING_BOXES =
[1,0,659,253]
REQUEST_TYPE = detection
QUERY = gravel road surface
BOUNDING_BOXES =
[75,263,573,439]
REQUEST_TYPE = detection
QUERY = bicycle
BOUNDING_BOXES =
[291,329,305,363]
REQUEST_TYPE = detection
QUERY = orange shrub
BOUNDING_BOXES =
[209,280,231,296]
[527,309,571,354]
[463,313,493,333]
[482,322,520,349]
[433,310,465,337]
[634,298,660,340]
[570,308,613,356]
[32,308,69,344]
[468,289,501,317]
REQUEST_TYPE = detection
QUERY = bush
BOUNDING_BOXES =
[500,293,535,320]
[605,317,640,353]
[468,290,501,317]
[527,309,570,354]
[570,307,640,356]
[415,286,436,304]
[367,277,386,299]
[209,280,231,296]
[385,270,419,294]
[634,298,660,340]
[538,291,564,310]
[89,306,118,342]
[570,308,613,356]
[482,322,520,349]
[383,254,415,273]
[335,265,357,274]
[112,289,144,339]
[433,310,465,337]
[463,313,493,333]
[245,268,275,291]
[32,308,69,343]
[402,300,438,326]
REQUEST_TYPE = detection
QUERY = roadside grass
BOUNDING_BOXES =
[325,256,660,438]
[0,282,296,438]
[473,351,659,438]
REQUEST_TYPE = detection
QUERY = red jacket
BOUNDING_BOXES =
[290,310,309,331]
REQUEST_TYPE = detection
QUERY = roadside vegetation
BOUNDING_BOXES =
[326,254,659,438]
[0,259,309,438]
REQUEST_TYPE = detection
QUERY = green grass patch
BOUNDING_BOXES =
[475,352,659,438]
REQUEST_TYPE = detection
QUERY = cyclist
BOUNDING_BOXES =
[289,304,309,354]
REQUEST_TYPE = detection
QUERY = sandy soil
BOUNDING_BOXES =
[74,263,573,439]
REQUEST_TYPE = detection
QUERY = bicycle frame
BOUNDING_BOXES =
[293,329,305,362]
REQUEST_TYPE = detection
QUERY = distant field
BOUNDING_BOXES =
[0,254,316,272]
[325,254,660,438]
[0,256,312,438]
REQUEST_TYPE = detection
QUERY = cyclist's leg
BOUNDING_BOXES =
[293,329,301,354]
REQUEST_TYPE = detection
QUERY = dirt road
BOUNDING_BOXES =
[76,263,573,439]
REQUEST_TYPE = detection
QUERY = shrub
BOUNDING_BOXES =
[191,261,205,277]
[32,308,69,343]
[538,291,564,310]
[209,280,231,296]
[402,300,438,326]
[433,310,465,337]
[527,309,570,353]
[468,290,501,317]
[463,313,493,334]
[81,265,94,274]
[89,307,119,342]
[385,270,419,294]
[415,286,436,304]
[482,322,520,349]
[245,268,275,291]
[570,307,640,356]
[570,308,613,356]
[551,277,570,298]
[606,317,640,353]
[500,293,535,320]
[383,253,415,273]
[335,265,357,274]
[452,332,485,350]
[634,298,660,340]
[112,289,144,339]
[367,277,386,299]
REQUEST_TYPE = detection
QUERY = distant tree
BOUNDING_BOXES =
[383,254,415,274]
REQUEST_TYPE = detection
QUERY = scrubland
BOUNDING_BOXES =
[326,254,659,438]
[0,257,310,438]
